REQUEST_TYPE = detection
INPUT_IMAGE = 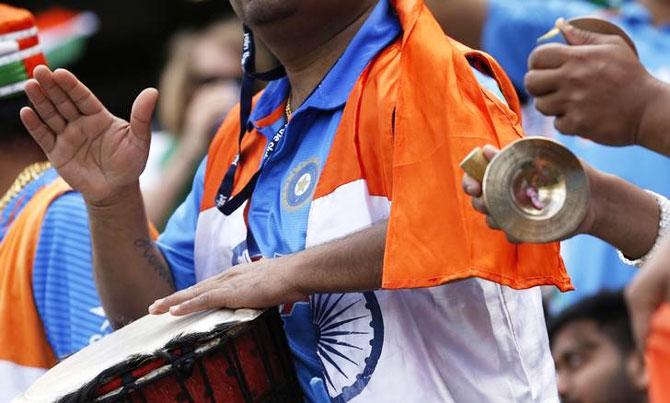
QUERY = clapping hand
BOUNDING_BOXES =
[20,66,159,206]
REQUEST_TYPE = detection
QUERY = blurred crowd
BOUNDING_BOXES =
[2,0,670,401]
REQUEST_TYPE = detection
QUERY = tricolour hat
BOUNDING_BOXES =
[0,4,47,98]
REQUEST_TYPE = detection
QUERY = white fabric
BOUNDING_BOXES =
[194,179,559,402]
[306,180,558,402]
[15,309,261,402]
[0,27,38,43]
[0,45,41,67]
[0,361,45,403]
[194,202,249,281]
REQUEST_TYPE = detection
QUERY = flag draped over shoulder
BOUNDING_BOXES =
[382,0,572,291]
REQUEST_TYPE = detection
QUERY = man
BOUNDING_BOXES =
[0,5,110,401]
[427,0,670,312]
[549,291,647,403]
[21,0,571,401]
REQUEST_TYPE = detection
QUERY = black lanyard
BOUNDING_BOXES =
[215,26,287,216]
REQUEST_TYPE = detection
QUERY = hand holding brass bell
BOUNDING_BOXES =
[460,138,590,243]
[538,16,638,57]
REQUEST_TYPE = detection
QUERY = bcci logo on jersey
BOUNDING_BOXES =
[282,158,320,211]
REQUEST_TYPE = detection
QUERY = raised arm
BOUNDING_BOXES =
[20,66,175,328]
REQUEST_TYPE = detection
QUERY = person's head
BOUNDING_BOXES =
[0,4,47,146]
[548,291,647,403]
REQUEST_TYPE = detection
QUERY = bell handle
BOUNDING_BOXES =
[460,147,489,183]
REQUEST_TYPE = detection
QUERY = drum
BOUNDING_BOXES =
[16,308,301,402]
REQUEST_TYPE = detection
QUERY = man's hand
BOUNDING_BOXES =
[20,66,159,206]
[148,258,307,316]
[626,236,670,350]
[525,21,657,146]
[461,144,598,242]
[149,221,386,316]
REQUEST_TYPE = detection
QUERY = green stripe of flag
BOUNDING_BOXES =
[0,60,27,88]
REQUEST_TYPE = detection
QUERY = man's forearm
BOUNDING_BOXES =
[637,79,670,157]
[287,220,387,296]
[587,170,660,260]
[87,182,175,328]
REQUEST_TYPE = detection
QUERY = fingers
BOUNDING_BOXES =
[535,92,567,118]
[19,107,56,153]
[471,194,488,215]
[23,79,67,133]
[130,88,159,142]
[148,284,206,314]
[481,144,499,160]
[524,69,561,98]
[462,174,482,197]
[559,20,621,47]
[167,289,232,316]
[528,43,571,70]
[32,65,81,121]
[52,68,105,115]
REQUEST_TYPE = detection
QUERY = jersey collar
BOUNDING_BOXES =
[250,0,401,131]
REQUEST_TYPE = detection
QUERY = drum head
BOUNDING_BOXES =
[16,309,262,402]
[483,137,589,243]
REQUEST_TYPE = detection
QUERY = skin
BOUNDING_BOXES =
[552,320,647,403]
[20,0,383,327]
[526,22,670,154]
[462,145,659,259]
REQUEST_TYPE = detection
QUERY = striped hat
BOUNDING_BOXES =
[0,4,47,98]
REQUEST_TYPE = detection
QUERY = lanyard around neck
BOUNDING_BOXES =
[215,26,287,216]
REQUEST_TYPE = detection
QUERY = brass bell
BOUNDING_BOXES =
[460,137,590,243]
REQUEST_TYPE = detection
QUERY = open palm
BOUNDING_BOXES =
[20,66,158,205]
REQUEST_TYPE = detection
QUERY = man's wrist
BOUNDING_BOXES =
[85,181,142,212]
[636,77,670,153]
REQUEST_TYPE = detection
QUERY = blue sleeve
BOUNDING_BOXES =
[33,192,111,360]
[156,157,207,291]
[482,0,599,96]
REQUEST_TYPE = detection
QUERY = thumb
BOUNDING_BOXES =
[130,88,159,141]
[559,20,616,46]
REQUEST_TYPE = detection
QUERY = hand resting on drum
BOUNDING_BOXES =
[461,144,659,259]
[149,221,387,316]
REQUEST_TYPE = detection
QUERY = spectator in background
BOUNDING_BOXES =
[0,5,110,400]
[141,19,244,228]
[548,291,647,403]
[426,0,670,312]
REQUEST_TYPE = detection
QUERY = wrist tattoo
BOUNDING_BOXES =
[134,238,174,288]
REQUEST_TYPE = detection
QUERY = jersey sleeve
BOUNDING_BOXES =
[156,157,207,291]
[32,192,110,360]
[482,0,598,96]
